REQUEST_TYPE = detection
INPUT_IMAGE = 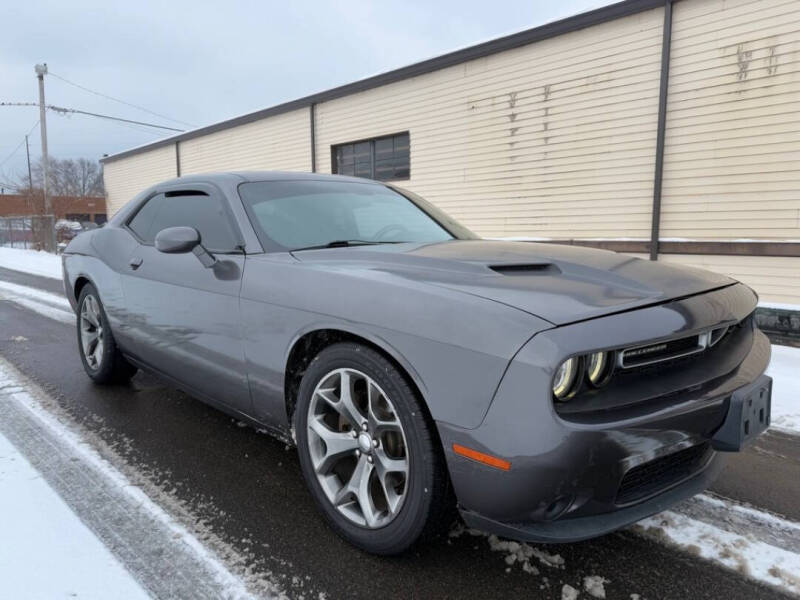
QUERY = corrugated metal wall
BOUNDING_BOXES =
[658,0,800,302]
[661,254,800,304]
[661,0,800,240]
[179,108,311,175]
[103,145,177,214]
[315,8,665,239]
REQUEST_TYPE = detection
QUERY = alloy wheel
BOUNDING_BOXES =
[80,294,104,370]
[306,368,409,528]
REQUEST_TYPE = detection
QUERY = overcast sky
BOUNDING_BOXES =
[1,0,613,188]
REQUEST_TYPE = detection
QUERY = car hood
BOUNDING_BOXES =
[290,240,735,325]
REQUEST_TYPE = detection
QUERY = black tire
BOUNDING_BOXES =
[76,283,137,384]
[294,342,452,555]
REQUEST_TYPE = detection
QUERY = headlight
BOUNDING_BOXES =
[552,357,580,401]
[586,351,613,387]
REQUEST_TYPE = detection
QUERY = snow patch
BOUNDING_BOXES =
[0,430,149,599]
[633,510,800,595]
[449,523,563,576]
[766,344,800,435]
[0,357,266,599]
[561,584,580,600]
[759,301,800,312]
[583,575,608,599]
[0,279,73,324]
[0,247,62,279]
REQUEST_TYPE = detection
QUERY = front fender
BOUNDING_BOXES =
[240,254,551,430]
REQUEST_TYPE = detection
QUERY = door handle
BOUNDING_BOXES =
[129,256,143,270]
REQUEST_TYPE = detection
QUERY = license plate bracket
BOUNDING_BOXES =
[711,374,772,452]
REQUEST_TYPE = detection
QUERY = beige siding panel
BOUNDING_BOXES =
[660,254,800,304]
[315,8,665,239]
[661,0,800,240]
[103,145,177,216]
[179,108,310,175]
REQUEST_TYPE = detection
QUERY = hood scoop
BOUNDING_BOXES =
[489,263,560,276]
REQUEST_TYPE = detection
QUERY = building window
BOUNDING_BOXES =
[332,132,409,181]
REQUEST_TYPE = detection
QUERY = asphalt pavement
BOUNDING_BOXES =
[0,265,796,599]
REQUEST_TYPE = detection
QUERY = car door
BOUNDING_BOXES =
[120,183,251,414]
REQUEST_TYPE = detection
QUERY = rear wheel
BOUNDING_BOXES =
[77,284,137,384]
[295,342,451,554]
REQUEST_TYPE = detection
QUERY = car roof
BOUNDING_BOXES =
[156,171,384,187]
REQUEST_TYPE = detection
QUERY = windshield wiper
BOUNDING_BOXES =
[291,239,391,252]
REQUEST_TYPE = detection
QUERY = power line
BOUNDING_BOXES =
[48,71,196,128]
[0,120,40,169]
[1,101,184,132]
[48,105,185,132]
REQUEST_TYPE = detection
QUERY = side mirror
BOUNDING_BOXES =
[155,226,200,253]
[154,226,217,268]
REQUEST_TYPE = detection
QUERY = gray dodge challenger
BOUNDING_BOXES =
[63,171,772,555]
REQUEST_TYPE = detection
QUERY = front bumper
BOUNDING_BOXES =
[460,450,726,543]
[437,283,772,542]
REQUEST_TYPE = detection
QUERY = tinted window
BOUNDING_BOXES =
[332,132,410,181]
[239,180,454,250]
[128,193,164,241]
[127,191,238,251]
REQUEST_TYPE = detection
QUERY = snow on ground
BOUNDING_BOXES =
[0,247,62,279]
[561,584,580,600]
[767,344,800,434]
[0,357,266,599]
[583,575,608,599]
[760,301,800,312]
[0,279,73,323]
[451,492,800,598]
[633,508,800,595]
[0,430,149,600]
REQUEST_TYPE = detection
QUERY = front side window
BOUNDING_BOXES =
[238,180,465,251]
[127,191,238,252]
[332,132,409,181]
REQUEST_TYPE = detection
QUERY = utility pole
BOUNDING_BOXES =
[35,63,55,252]
[25,135,33,192]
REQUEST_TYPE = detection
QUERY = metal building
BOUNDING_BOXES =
[101,0,800,304]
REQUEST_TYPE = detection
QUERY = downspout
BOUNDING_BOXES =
[175,141,182,177]
[650,0,673,261]
[310,103,317,173]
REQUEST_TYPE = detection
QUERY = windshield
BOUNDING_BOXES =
[239,180,471,251]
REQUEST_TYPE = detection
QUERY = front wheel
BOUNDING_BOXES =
[77,283,137,384]
[295,342,452,555]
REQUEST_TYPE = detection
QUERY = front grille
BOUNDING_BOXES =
[620,335,703,368]
[616,443,711,505]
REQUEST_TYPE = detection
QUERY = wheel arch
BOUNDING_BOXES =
[73,275,93,304]
[283,326,430,428]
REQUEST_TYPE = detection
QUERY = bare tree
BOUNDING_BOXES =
[22,157,105,197]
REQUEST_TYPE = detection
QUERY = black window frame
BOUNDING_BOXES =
[124,182,245,254]
[331,132,410,182]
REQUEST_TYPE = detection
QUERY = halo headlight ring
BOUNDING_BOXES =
[586,351,614,388]
[552,356,584,401]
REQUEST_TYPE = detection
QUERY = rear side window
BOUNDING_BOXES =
[127,191,239,252]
